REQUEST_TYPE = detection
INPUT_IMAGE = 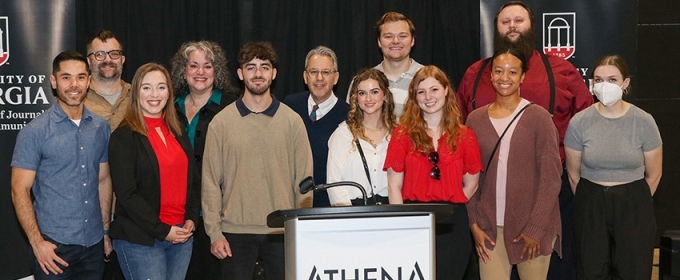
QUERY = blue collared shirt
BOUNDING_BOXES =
[11,104,111,246]
[175,90,223,147]
[235,94,280,117]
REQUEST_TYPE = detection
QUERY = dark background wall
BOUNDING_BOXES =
[74,0,480,101]
[73,0,680,249]
[636,0,680,241]
[2,0,678,279]
[73,0,680,246]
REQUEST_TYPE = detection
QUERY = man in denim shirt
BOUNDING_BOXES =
[11,50,112,279]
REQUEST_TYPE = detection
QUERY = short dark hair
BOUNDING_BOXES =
[237,42,278,68]
[492,47,528,74]
[376,12,416,39]
[52,50,90,76]
[87,30,123,53]
[494,1,535,31]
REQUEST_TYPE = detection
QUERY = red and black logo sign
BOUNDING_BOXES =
[542,12,576,60]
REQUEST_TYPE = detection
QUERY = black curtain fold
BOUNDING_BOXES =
[76,0,479,100]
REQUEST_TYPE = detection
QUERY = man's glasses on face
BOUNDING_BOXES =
[305,69,335,78]
[87,50,123,61]
[428,151,440,180]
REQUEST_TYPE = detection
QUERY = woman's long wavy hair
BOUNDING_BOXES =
[170,40,237,95]
[120,63,182,136]
[347,68,397,145]
[399,65,463,155]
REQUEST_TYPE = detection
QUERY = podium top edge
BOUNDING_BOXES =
[266,203,457,228]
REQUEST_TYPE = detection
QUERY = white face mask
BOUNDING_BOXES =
[592,82,623,106]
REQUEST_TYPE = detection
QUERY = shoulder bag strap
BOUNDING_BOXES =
[355,139,377,204]
[485,103,534,171]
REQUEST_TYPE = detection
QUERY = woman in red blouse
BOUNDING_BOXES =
[384,65,483,280]
[109,63,199,280]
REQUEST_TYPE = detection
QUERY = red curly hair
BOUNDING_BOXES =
[399,66,463,155]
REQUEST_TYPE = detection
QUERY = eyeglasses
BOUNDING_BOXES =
[428,152,440,180]
[87,50,123,61]
[305,69,336,78]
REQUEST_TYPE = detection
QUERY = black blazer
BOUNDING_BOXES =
[175,89,238,174]
[108,124,200,246]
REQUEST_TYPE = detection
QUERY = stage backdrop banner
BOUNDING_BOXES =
[0,0,75,278]
[479,0,637,90]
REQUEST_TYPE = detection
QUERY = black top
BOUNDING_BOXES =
[175,89,238,190]
[108,125,200,246]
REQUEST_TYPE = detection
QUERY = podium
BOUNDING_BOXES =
[267,204,454,280]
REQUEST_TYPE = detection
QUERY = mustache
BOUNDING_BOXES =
[98,62,118,69]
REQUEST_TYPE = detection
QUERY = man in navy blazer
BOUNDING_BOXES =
[283,46,348,207]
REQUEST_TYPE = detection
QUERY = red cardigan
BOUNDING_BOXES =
[465,104,562,265]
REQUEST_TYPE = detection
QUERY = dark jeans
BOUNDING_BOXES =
[220,233,284,280]
[573,178,655,280]
[185,217,221,280]
[30,235,105,280]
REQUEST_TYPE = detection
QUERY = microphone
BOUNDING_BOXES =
[298,176,370,205]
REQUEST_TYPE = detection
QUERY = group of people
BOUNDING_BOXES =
[10,1,662,280]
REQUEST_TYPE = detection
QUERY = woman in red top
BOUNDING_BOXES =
[109,63,199,280]
[384,65,483,280]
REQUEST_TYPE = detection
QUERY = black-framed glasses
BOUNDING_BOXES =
[305,69,336,78]
[87,50,123,61]
[428,151,440,180]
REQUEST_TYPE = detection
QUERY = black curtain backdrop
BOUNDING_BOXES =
[75,0,479,101]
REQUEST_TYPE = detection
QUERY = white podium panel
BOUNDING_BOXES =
[285,214,435,280]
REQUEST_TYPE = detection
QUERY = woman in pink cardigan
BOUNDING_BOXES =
[465,47,562,280]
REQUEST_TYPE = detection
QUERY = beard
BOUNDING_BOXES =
[93,61,122,83]
[494,27,536,61]
[244,78,272,96]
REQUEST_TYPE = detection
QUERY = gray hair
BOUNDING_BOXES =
[304,46,338,71]
[170,40,236,94]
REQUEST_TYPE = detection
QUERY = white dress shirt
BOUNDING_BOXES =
[308,92,338,120]
[326,121,390,206]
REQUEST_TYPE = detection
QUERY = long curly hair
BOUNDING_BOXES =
[347,68,397,145]
[399,66,463,155]
[170,40,236,95]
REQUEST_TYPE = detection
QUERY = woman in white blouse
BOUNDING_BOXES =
[327,68,397,205]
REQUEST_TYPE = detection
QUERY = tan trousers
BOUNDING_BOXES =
[479,227,552,280]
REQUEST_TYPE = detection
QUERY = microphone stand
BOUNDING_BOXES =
[300,178,370,205]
